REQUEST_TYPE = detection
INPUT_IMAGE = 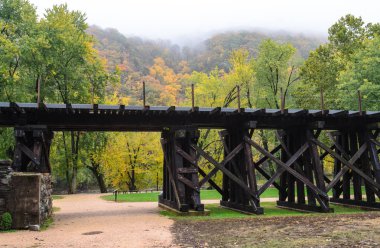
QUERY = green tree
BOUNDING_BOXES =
[0,0,37,101]
[295,44,343,109]
[35,4,109,194]
[255,39,299,109]
[295,14,380,110]
[338,36,380,110]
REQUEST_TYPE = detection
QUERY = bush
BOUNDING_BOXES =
[0,212,12,230]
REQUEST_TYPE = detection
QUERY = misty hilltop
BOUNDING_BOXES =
[87,25,326,74]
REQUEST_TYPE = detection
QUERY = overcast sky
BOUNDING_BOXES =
[29,0,380,43]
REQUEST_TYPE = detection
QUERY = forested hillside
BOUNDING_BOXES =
[88,25,325,74]
[1,0,380,194]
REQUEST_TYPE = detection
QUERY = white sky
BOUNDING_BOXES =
[29,0,380,43]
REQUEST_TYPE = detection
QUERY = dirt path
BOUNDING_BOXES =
[173,212,380,247]
[0,194,173,248]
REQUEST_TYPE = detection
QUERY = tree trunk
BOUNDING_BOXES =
[130,168,136,190]
[63,131,74,194]
[68,131,80,194]
[87,165,107,193]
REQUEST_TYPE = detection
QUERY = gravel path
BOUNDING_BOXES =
[0,194,173,248]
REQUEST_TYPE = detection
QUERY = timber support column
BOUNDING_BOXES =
[328,129,380,209]
[220,124,263,214]
[276,128,332,212]
[159,127,204,212]
[13,126,53,173]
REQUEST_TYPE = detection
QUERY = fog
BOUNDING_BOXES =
[29,0,380,45]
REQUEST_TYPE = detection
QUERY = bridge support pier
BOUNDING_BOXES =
[328,129,380,209]
[276,128,331,212]
[219,127,263,214]
[13,126,53,173]
[159,128,204,212]
[244,127,332,213]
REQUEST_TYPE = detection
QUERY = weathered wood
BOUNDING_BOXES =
[358,130,375,203]
[246,137,328,199]
[197,166,223,194]
[192,144,259,203]
[313,138,380,189]
[160,138,181,210]
[196,143,244,187]
[160,128,204,212]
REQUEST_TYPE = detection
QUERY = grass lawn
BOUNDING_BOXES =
[101,186,368,203]
[101,188,280,202]
[160,202,368,220]
[52,195,64,200]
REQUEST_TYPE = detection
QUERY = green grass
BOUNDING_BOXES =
[40,217,54,231]
[100,186,368,203]
[160,202,368,220]
[101,188,280,202]
[0,229,16,233]
[52,195,64,200]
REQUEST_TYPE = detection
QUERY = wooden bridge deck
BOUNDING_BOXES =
[0,102,379,131]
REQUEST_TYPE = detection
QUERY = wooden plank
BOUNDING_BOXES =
[307,130,326,191]
[245,136,329,199]
[257,142,309,196]
[244,142,258,192]
[255,144,281,166]
[197,166,223,194]
[349,132,362,201]
[358,131,376,203]
[313,138,380,191]
[177,167,198,174]
[197,143,244,187]
[19,143,40,166]
[191,144,259,203]
[160,138,181,210]
[178,175,200,192]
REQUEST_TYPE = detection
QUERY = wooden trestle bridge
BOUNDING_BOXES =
[1,101,380,214]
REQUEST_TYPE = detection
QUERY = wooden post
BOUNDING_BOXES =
[358,90,362,115]
[320,88,325,115]
[191,84,195,112]
[156,172,159,191]
[237,85,241,113]
[37,76,41,107]
[142,81,146,107]
[280,88,285,114]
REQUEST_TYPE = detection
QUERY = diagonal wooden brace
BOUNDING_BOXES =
[245,136,329,200]
[191,144,259,204]
[312,138,380,193]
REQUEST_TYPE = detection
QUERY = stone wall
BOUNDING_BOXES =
[0,161,52,228]
[40,174,53,223]
[0,160,12,215]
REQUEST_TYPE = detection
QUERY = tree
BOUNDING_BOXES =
[255,39,299,109]
[100,132,163,191]
[295,14,380,110]
[328,14,367,58]
[0,0,37,102]
[328,14,380,60]
[338,36,380,111]
[81,133,108,193]
[294,44,343,109]
[35,4,109,194]
[149,57,181,105]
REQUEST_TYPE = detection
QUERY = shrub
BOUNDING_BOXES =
[0,212,12,230]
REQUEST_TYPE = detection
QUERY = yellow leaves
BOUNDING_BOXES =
[100,132,163,189]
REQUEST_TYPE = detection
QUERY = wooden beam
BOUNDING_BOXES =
[245,136,329,199]
[192,144,259,203]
